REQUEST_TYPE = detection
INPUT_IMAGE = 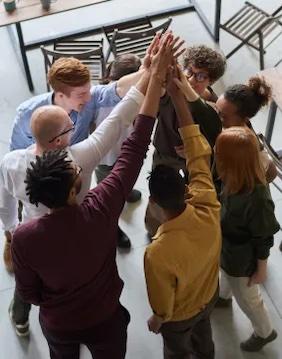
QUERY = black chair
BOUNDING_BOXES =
[221,2,282,69]
[41,39,105,90]
[103,17,172,63]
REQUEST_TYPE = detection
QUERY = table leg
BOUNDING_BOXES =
[265,100,277,144]
[214,0,222,42]
[15,22,34,92]
[191,0,222,42]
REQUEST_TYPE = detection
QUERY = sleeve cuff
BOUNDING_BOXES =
[179,124,201,139]
[125,86,145,105]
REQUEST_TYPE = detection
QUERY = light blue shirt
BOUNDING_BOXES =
[10,82,121,150]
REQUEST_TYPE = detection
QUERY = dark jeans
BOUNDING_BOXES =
[160,290,218,359]
[10,202,31,325]
[11,289,31,324]
[40,304,130,359]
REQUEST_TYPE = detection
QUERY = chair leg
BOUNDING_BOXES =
[265,101,278,144]
[214,0,222,42]
[258,30,265,70]
[226,37,252,59]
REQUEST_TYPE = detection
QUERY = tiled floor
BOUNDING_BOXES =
[0,0,282,358]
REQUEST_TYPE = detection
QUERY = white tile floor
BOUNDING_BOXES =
[0,0,282,358]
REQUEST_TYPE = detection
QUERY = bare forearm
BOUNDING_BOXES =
[116,69,145,98]
[139,73,162,118]
[135,69,151,96]
[170,94,194,128]
[257,258,268,273]
[182,84,199,102]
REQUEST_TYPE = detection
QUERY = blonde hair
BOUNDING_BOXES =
[215,127,266,194]
[48,57,90,95]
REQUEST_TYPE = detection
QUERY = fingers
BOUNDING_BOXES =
[173,77,183,89]
[147,34,160,56]
[172,39,185,56]
[159,32,173,52]
[169,35,185,59]
[174,47,186,59]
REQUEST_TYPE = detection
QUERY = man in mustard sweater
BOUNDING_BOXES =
[144,69,221,359]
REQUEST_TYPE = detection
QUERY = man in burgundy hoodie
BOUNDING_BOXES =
[11,35,174,359]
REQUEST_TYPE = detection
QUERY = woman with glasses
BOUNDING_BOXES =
[145,45,226,237]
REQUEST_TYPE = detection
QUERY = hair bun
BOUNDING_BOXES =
[248,76,272,107]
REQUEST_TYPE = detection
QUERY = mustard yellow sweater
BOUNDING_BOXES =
[144,125,221,322]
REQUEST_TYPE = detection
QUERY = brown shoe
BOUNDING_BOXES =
[3,231,13,273]
[240,330,277,352]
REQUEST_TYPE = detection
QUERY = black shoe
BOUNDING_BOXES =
[240,330,277,352]
[117,227,131,249]
[279,240,282,252]
[215,297,232,308]
[8,300,30,337]
[126,189,141,203]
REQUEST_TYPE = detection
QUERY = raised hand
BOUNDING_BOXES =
[150,32,174,82]
[171,35,186,59]
[142,32,185,72]
[166,62,182,98]
[142,34,160,70]
[173,66,199,102]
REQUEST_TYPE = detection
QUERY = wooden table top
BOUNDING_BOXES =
[0,0,108,27]
[259,65,282,110]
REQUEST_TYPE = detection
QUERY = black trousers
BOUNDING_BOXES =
[11,289,31,324]
[160,290,218,359]
[40,304,130,359]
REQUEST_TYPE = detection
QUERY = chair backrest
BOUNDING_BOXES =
[222,2,282,49]
[104,17,172,62]
[40,43,105,89]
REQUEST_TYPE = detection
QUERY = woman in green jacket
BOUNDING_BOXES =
[215,125,280,352]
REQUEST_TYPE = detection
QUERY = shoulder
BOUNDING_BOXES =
[13,218,40,247]
[1,149,27,169]
[16,93,52,115]
[246,184,275,215]
[1,149,34,184]
[251,184,272,201]
[145,236,167,260]
[91,83,121,107]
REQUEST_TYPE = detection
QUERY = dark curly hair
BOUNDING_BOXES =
[183,45,226,83]
[25,149,74,209]
[224,76,272,118]
[148,165,186,211]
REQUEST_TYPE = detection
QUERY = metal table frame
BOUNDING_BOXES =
[1,0,222,92]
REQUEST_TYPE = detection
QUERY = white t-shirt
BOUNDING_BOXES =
[0,86,144,232]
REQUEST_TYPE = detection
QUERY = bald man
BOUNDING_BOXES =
[0,84,145,336]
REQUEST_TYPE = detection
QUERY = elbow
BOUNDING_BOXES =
[266,162,278,183]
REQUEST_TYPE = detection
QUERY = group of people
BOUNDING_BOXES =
[0,31,280,359]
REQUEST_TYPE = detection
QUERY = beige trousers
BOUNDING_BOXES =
[220,270,273,338]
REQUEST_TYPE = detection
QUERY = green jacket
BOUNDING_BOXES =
[220,184,280,277]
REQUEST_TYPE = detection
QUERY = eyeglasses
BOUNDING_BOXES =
[184,67,209,83]
[48,126,75,143]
